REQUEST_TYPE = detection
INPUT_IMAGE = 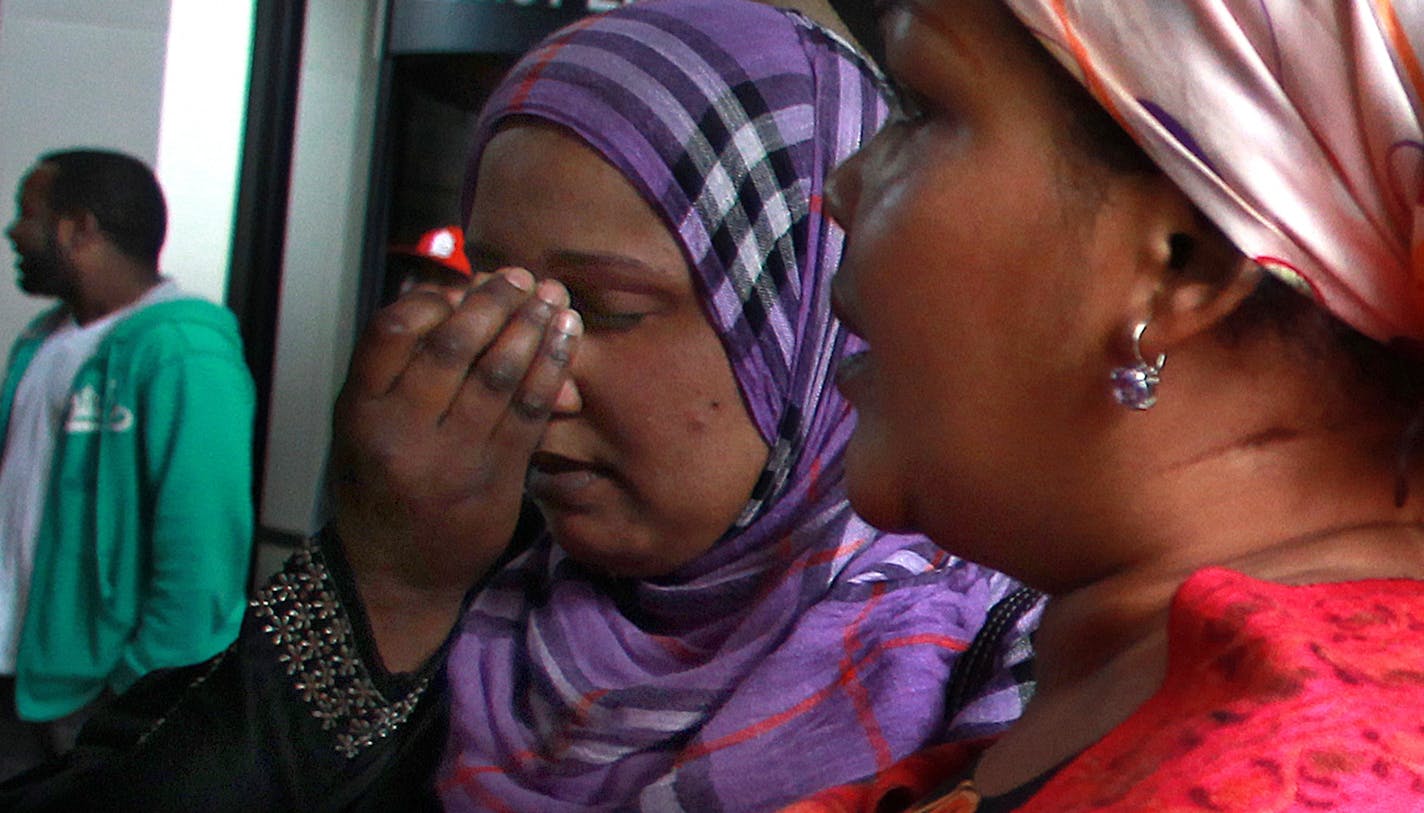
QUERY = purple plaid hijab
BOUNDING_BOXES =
[439,3,1029,809]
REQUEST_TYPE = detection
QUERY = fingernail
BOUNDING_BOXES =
[554,309,582,336]
[536,279,568,308]
[547,311,581,364]
[502,267,535,291]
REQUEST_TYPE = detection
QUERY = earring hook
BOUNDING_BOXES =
[1111,319,1166,410]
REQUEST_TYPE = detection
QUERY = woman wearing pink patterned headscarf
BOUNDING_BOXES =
[789,0,1424,810]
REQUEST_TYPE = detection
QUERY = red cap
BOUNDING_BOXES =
[389,225,473,277]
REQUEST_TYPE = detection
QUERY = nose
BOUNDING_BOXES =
[550,376,582,415]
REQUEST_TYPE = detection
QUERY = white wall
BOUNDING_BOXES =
[258,0,384,535]
[0,0,254,352]
[155,0,257,304]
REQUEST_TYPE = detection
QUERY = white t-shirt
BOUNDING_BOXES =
[0,283,176,674]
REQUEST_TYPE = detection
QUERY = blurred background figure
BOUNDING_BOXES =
[0,149,254,782]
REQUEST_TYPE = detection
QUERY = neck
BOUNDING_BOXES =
[972,337,1424,794]
[982,518,1424,794]
[1034,415,1424,690]
[70,265,159,325]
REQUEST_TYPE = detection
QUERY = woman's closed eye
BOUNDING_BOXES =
[568,292,652,332]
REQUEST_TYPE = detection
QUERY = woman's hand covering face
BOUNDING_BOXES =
[331,269,581,626]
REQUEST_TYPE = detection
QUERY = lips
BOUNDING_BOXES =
[830,277,874,399]
[525,451,610,508]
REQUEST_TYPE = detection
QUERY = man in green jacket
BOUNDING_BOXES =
[0,149,254,780]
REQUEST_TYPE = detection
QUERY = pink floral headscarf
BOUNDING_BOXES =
[1005,0,1424,344]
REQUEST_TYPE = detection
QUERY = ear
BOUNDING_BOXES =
[1121,187,1260,358]
[53,210,101,249]
[55,211,108,264]
[70,211,104,248]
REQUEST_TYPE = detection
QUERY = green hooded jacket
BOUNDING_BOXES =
[0,296,255,721]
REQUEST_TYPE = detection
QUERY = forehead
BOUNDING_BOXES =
[469,124,678,253]
[18,164,57,207]
[478,123,606,187]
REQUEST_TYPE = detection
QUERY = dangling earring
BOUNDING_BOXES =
[1109,320,1166,410]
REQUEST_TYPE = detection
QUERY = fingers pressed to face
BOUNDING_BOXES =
[405,279,472,307]
[510,308,582,420]
[483,308,583,464]
[389,268,538,416]
[446,280,580,434]
[346,290,456,398]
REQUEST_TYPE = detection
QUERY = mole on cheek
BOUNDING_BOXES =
[686,400,721,433]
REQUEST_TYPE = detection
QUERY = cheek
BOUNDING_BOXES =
[584,336,736,450]
[633,355,766,490]
[682,397,723,434]
[575,329,768,560]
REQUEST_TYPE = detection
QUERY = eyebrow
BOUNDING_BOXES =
[549,250,680,293]
[467,241,679,292]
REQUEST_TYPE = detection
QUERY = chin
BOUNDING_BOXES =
[543,515,666,578]
[843,440,916,534]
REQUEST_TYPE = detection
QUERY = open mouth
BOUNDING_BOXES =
[528,451,592,474]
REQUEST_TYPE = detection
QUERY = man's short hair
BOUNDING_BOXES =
[39,149,167,266]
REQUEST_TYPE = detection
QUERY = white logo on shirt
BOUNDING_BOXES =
[64,385,100,433]
[63,384,134,434]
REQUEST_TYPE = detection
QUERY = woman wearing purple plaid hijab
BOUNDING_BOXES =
[426,1,1030,809]
[0,2,1031,811]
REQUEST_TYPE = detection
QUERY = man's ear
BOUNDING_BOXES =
[55,211,103,256]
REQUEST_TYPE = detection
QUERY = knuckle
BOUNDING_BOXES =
[420,329,476,366]
[512,393,551,421]
[477,360,521,393]
[544,336,574,366]
[369,308,418,339]
[372,295,448,335]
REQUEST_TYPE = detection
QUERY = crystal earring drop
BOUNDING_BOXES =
[1109,320,1166,410]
